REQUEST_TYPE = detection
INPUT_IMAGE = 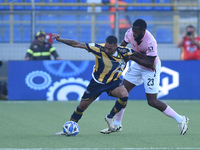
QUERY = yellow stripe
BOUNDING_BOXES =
[32,52,41,57]
[98,52,112,82]
[75,109,83,115]
[114,107,120,113]
[118,98,127,106]
[50,47,56,52]
[41,52,51,56]
[32,52,51,57]
[27,49,33,54]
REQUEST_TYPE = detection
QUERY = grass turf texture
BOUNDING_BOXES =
[0,100,200,149]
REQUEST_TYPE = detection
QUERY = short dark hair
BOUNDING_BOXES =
[133,19,147,30]
[186,25,195,30]
[106,35,118,44]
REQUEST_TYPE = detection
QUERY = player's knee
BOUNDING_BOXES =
[118,90,129,98]
[147,99,157,107]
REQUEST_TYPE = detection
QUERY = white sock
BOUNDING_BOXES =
[174,113,184,123]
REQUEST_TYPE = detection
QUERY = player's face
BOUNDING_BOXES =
[104,41,117,55]
[37,36,45,43]
[132,26,145,41]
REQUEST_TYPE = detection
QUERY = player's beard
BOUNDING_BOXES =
[134,34,143,42]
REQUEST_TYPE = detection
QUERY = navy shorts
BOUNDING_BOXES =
[82,78,123,99]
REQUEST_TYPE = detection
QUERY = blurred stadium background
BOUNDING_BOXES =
[0,0,200,100]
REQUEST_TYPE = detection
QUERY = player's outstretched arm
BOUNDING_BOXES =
[53,33,86,49]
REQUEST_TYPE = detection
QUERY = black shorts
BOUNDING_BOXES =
[82,78,123,100]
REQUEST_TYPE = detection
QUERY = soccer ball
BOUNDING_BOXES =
[63,121,79,136]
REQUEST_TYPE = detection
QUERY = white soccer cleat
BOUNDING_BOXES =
[104,115,116,131]
[54,131,65,135]
[178,116,189,135]
[100,125,123,134]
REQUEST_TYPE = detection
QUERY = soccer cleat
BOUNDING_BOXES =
[54,131,65,135]
[178,116,189,135]
[100,125,122,134]
[104,115,116,131]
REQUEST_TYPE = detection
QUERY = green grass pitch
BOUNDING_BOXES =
[0,100,200,150]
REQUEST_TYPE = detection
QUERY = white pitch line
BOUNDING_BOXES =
[1,148,200,150]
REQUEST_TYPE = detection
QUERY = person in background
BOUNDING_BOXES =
[109,0,131,43]
[25,31,61,60]
[176,25,200,60]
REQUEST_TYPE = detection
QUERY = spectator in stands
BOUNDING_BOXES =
[109,0,131,43]
[176,25,200,60]
[25,31,61,60]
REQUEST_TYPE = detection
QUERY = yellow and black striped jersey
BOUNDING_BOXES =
[85,43,134,84]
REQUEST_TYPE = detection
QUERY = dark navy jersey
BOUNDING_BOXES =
[26,42,58,60]
[85,43,134,84]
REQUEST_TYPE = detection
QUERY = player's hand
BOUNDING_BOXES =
[52,33,61,41]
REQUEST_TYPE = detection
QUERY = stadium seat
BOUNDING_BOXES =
[154,0,172,11]
[123,0,134,11]
[62,0,79,11]
[13,25,22,42]
[22,25,31,43]
[156,28,173,43]
[43,0,61,10]
[41,14,58,21]
[41,24,58,34]
[3,26,10,42]
[24,0,42,10]
[136,0,153,11]
[7,0,23,10]
[2,15,10,21]
[101,0,109,11]
[79,15,92,21]
[61,26,79,41]
[13,15,21,21]
[95,25,113,43]
[80,25,92,43]
[0,34,2,42]
[136,15,154,27]
[23,15,31,21]
[0,0,9,10]
[80,0,87,11]
[96,15,110,21]
[60,15,78,21]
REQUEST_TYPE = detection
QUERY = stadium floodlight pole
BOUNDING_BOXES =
[31,0,36,42]
[114,0,119,43]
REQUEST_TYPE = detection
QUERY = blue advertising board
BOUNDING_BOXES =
[8,60,200,100]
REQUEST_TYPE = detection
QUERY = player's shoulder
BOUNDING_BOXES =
[125,28,132,35]
[145,30,157,43]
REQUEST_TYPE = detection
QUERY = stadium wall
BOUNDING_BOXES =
[0,43,181,61]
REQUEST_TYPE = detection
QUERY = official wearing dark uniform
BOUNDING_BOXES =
[25,31,61,60]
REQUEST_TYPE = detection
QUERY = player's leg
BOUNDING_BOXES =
[146,93,189,135]
[70,79,102,123]
[113,79,136,126]
[144,61,189,135]
[70,97,96,123]
[104,85,129,131]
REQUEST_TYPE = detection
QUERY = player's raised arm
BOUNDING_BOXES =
[53,33,86,49]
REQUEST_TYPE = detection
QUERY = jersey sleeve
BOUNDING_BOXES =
[146,41,157,57]
[124,29,131,43]
[85,43,102,57]
[117,46,134,59]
